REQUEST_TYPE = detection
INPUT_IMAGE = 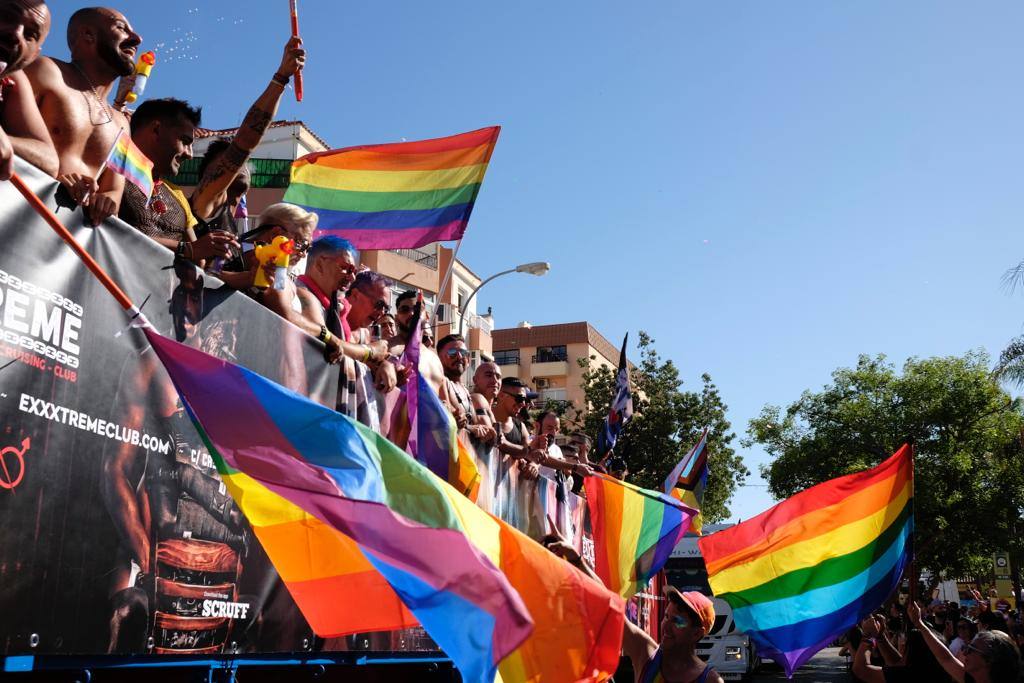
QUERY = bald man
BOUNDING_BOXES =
[0,0,58,178]
[26,6,140,223]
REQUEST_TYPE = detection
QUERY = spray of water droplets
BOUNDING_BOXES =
[148,6,245,65]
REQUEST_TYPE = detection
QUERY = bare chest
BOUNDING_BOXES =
[41,83,126,175]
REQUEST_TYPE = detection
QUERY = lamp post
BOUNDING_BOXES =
[457,261,550,336]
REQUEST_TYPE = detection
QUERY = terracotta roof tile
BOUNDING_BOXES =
[195,120,330,150]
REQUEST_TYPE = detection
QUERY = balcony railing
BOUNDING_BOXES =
[463,313,493,334]
[532,353,568,363]
[389,247,438,270]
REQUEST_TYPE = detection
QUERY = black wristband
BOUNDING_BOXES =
[272,72,290,87]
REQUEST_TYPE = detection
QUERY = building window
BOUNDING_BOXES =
[494,349,520,366]
[533,345,568,363]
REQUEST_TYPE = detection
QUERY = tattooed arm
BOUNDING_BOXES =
[190,36,306,220]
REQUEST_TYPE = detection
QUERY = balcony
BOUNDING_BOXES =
[530,360,568,377]
[389,247,438,270]
[499,364,521,379]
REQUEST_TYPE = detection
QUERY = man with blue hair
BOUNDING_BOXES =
[295,234,358,346]
[291,239,400,428]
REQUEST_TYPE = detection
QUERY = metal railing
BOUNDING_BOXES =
[389,248,438,270]
[531,353,568,363]
[463,313,493,334]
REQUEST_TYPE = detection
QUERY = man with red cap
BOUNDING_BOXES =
[543,529,723,682]
[623,585,724,683]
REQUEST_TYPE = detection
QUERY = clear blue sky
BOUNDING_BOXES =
[46,1,1024,520]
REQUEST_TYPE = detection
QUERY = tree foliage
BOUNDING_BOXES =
[746,352,1024,578]
[574,331,748,522]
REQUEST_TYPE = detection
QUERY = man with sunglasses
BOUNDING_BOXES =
[345,270,391,339]
[438,334,483,434]
[494,377,541,480]
[543,527,722,683]
[387,289,448,400]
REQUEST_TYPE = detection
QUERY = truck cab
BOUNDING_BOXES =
[663,524,759,681]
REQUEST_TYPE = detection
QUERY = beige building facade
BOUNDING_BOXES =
[491,322,622,409]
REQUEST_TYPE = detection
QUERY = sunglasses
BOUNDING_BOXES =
[444,348,471,359]
[963,641,987,657]
[669,614,691,629]
[501,392,527,404]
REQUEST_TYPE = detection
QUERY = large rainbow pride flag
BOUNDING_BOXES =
[143,328,624,683]
[283,127,500,249]
[698,445,914,677]
[584,474,696,599]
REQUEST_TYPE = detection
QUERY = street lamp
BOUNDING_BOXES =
[458,261,551,335]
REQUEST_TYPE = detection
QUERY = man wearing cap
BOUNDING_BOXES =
[543,533,723,682]
[624,586,724,683]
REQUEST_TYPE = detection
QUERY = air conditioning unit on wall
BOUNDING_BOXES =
[535,378,550,389]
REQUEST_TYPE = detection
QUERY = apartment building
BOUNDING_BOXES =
[171,120,494,361]
[490,322,622,409]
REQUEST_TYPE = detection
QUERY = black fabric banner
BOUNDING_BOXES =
[0,161,343,656]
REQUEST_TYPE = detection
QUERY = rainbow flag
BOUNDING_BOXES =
[283,126,500,249]
[584,474,697,599]
[663,428,709,535]
[403,299,480,499]
[143,328,625,683]
[105,130,154,199]
[698,446,914,677]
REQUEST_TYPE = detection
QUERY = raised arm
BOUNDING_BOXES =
[908,600,965,682]
[191,37,306,219]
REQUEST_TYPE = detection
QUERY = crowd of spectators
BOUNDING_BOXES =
[847,589,1023,683]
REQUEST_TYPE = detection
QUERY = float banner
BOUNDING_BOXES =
[0,161,344,656]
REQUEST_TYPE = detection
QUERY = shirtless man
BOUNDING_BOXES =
[468,360,500,445]
[26,6,140,224]
[389,289,448,400]
[0,0,57,178]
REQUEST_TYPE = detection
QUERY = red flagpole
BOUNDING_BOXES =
[289,0,304,102]
[9,173,136,312]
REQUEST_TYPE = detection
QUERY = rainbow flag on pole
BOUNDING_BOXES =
[584,474,697,599]
[105,130,154,199]
[403,299,480,500]
[283,126,500,249]
[143,328,624,683]
[663,428,709,535]
[698,446,914,677]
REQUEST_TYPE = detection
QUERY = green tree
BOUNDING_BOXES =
[746,352,1024,579]
[577,331,749,522]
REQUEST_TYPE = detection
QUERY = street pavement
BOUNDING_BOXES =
[751,647,852,682]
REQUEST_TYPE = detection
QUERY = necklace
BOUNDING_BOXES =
[71,61,113,126]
